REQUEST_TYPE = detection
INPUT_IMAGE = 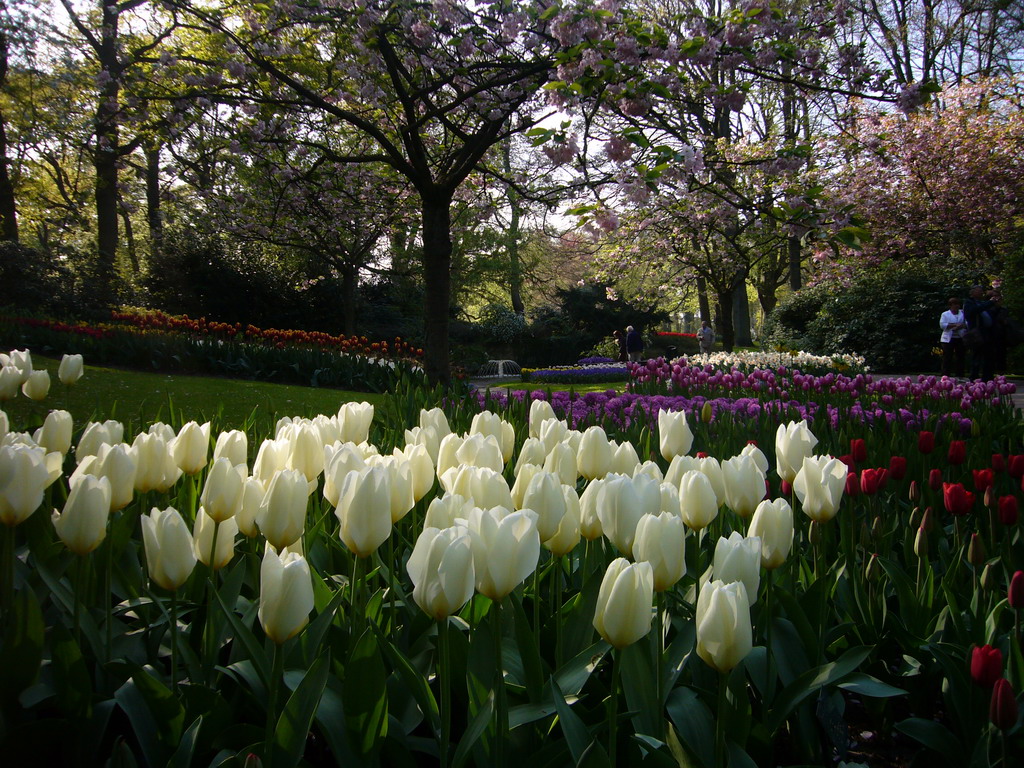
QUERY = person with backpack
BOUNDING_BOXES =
[625,325,644,362]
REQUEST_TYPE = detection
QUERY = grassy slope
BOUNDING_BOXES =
[2,355,386,434]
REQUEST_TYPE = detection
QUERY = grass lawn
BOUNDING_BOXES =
[3,354,385,434]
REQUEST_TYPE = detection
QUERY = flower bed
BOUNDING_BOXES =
[521,363,631,384]
[0,311,424,393]
[1,347,1022,767]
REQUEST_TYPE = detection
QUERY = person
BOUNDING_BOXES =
[612,329,627,362]
[625,325,644,362]
[964,284,998,381]
[699,320,714,355]
[938,297,966,378]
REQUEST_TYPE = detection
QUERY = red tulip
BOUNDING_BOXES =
[838,454,856,471]
[948,440,966,465]
[999,496,1019,526]
[943,483,975,516]
[781,480,792,496]
[929,468,943,491]
[973,469,995,492]
[990,678,1018,730]
[992,454,1006,473]
[1009,571,1024,609]
[918,431,935,454]
[888,456,907,481]
[860,468,889,495]
[1009,455,1024,479]
[850,439,867,464]
[845,471,860,497]
[971,645,1003,687]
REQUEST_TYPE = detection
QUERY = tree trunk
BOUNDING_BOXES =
[731,268,752,347]
[341,263,358,336]
[146,143,163,262]
[716,286,735,352]
[121,208,138,273]
[788,235,802,291]
[0,30,17,242]
[504,142,524,316]
[696,274,712,326]
[421,193,453,385]
[94,4,121,300]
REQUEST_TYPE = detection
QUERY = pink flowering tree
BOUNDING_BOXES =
[823,77,1024,281]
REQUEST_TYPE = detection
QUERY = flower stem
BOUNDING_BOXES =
[439,618,451,768]
[170,590,179,694]
[492,600,507,768]
[716,670,728,768]
[264,642,284,768]
[609,650,622,768]
[2,523,14,622]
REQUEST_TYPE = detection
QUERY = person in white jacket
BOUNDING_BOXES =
[939,297,967,378]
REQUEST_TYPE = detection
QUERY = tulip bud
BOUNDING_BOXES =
[888,456,907,481]
[213,429,248,469]
[928,468,943,491]
[236,477,265,537]
[593,558,654,649]
[793,455,847,523]
[701,401,713,424]
[748,498,794,570]
[544,442,578,486]
[21,370,50,401]
[909,507,921,530]
[131,432,181,493]
[865,553,880,582]
[678,469,719,531]
[658,409,694,461]
[469,411,514,464]
[850,438,867,464]
[466,507,540,601]
[1008,454,1024,479]
[335,465,392,558]
[0,444,56,526]
[920,507,934,533]
[943,482,975,516]
[544,486,581,557]
[578,478,605,541]
[775,421,819,484]
[696,580,752,673]
[53,475,111,555]
[913,526,928,558]
[609,440,640,477]
[633,512,686,591]
[908,480,920,502]
[984,486,995,509]
[991,453,1006,473]
[0,366,20,400]
[259,547,314,644]
[947,440,966,465]
[171,421,211,475]
[990,678,1018,731]
[845,471,860,498]
[58,354,85,386]
[514,437,546,477]
[809,520,822,546]
[1008,570,1024,608]
[193,508,237,571]
[258,469,309,551]
[741,442,769,474]
[578,426,613,480]
[974,469,995,493]
[598,474,657,558]
[528,399,557,438]
[338,401,374,445]
[201,457,246,523]
[917,431,935,454]
[712,531,761,606]
[141,507,197,590]
[722,454,767,519]
[971,645,1003,687]
[408,525,477,620]
[968,533,985,566]
[981,563,997,592]
[523,471,568,543]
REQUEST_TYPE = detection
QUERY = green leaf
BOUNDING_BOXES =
[895,717,966,767]
[276,652,330,768]
[167,716,203,768]
[373,622,440,735]
[765,646,873,733]
[451,690,495,768]
[837,673,907,698]
[621,641,661,738]
[551,678,592,764]
[510,591,545,702]
[49,623,92,717]
[666,687,715,768]
[0,584,45,703]
[214,588,270,685]
[343,628,389,758]
[114,666,185,768]
[313,677,360,767]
